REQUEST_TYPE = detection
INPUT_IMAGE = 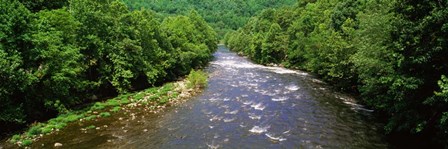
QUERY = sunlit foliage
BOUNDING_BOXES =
[0,0,217,134]
[226,0,448,146]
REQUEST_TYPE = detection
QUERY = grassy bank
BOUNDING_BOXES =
[7,70,208,147]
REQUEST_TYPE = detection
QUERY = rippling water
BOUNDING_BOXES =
[21,45,389,148]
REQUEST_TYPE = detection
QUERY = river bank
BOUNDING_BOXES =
[1,70,207,148]
[30,45,385,148]
[2,46,390,148]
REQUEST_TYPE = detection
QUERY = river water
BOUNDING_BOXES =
[20,45,388,148]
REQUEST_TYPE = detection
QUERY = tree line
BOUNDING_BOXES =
[0,0,217,135]
[122,0,297,38]
[225,0,448,147]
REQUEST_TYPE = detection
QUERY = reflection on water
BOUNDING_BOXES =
[27,45,388,148]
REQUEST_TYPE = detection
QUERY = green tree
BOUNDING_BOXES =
[226,0,448,146]
[1,0,218,137]
[28,8,84,112]
[19,0,67,12]
[122,0,297,38]
[0,0,34,124]
[261,23,288,64]
[390,0,448,141]
[160,16,211,75]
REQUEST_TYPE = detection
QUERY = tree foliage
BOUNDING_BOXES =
[225,0,448,146]
[121,0,296,38]
[0,0,217,135]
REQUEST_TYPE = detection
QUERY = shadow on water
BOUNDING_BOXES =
[2,45,390,148]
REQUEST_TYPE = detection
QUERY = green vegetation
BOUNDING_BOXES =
[226,0,448,147]
[1,0,217,137]
[84,115,96,121]
[122,0,296,38]
[8,77,197,146]
[186,70,208,89]
[85,125,96,130]
[9,134,20,144]
[2,0,446,147]
[110,106,121,113]
[99,112,111,118]
[21,139,32,146]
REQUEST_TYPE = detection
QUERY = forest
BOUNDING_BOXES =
[225,0,448,147]
[0,0,217,135]
[122,0,297,38]
[1,0,448,148]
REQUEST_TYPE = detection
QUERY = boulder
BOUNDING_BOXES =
[54,143,62,147]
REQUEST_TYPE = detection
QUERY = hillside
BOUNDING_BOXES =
[122,0,296,38]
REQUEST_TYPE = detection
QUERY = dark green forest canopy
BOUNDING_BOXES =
[225,0,448,147]
[122,0,297,38]
[0,0,217,134]
[1,0,448,148]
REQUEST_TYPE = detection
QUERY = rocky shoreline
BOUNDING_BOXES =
[3,78,204,148]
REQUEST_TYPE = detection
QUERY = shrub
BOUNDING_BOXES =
[160,83,174,93]
[159,96,170,104]
[63,113,84,122]
[85,115,96,121]
[99,112,111,117]
[22,139,32,146]
[145,88,158,94]
[106,99,121,107]
[133,93,145,101]
[110,106,121,112]
[54,123,67,129]
[149,95,159,101]
[91,102,106,110]
[10,134,21,143]
[27,125,43,136]
[120,98,130,104]
[41,127,53,134]
[186,70,208,89]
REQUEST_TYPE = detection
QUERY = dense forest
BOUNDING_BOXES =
[2,0,448,147]
[225,0,448,147]
[122,0,297,38]
[0,0,217,135]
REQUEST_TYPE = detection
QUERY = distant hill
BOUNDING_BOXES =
[122,0,296,38]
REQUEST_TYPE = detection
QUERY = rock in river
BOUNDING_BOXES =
[54,143,63,147]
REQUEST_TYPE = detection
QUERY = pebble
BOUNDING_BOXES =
[143,129,148,132]
[54,143,63,147]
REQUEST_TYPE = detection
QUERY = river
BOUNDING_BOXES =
[21,45,388,148]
